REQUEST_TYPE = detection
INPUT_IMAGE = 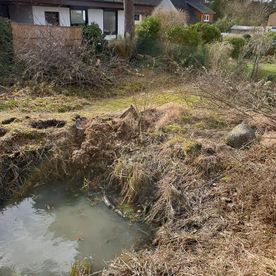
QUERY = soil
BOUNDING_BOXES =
[30,119,66,129]
[0,127,7,137]
[2,117,17,125]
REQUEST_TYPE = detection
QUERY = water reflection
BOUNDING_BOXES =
[0,184,149,275]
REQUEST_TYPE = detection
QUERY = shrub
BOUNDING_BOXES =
[225,36,246,59]
[0,18,13,73]
[83,23,106,53]
[214,17,235,33]
[265,32,276,55]
[166,43,206,67]
[166,25,200,47]
[136,16,162,56]
[191,22,222,44]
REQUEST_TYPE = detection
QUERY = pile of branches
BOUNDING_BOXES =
[18,33,123,88]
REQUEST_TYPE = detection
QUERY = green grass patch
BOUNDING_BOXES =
[247,63,276,81]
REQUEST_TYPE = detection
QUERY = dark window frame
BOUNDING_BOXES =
[45,11,60,26]
[0,4,9,19]
[134,14,140,21]
[70,7,88,26]
[103,9,118,36]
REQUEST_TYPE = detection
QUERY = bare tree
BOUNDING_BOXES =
[124,0,135,39]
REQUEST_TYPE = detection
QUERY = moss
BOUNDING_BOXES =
[167,135,186,145]
[70,258,92,276]
[162,124,187,134]
[118,203,136,218]
[220,175,232,183]
[0,99,18,111]
[183,139,202,157]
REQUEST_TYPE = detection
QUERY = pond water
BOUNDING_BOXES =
[0,184,149,275]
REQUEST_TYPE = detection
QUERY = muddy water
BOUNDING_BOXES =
[0,184,149,275]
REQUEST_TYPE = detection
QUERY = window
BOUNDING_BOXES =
[71,9,87,25]
[134,14,140,21]
[103,10,117,35]
[45,11,59,26]
[0,5,9,18]
[203,14,210,22]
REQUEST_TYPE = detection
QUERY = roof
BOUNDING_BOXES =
[94,0,161,5]
[2,0,161,7]
[186,0,215,14]
[170,0,215,14]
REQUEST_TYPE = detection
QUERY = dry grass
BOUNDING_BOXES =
[153,9,188,35]
[1,71,275,275]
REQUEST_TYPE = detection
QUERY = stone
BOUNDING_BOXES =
[226,122,256,148]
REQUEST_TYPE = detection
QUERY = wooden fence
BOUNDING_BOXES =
[11,22,82,56]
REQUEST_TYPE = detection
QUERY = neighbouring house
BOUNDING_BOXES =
[231,25,265,35]
[0,0,215,39]
[156,0,215,24]
[267,11,276,32]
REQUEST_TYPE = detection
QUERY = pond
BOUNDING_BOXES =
[0,183,150,275]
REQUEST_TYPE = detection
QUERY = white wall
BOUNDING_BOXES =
[32,6,70,26]
[117,10,125,37]
[88,9,103,30]
[154,0,177,11]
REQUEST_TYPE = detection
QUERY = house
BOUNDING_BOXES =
[155,0,215,24]
[267,11,276,31]
[231,25,265,35]
[0,0,215,39]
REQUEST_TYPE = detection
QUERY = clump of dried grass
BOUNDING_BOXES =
[155,103,187,130]
[146,171,188,223]
[112,160,150,204]
[206,41,233,74]
[153,9,188,35]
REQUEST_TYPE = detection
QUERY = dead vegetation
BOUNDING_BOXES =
[16,30,126,88]
[0,70,275,275]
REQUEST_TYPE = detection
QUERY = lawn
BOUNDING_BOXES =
[247,62,276,80]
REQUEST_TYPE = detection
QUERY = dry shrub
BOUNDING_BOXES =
[152,9,188,39]
[224,0,270,26]
[196,72,276,118]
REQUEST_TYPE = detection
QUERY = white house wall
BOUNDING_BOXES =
[88,9,103,30]
[117,10,125,37]
[32,6,70,26]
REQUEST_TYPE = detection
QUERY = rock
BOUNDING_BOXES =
[0,127,7,137]
[226,122,256,148]
[264,81,272,87]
